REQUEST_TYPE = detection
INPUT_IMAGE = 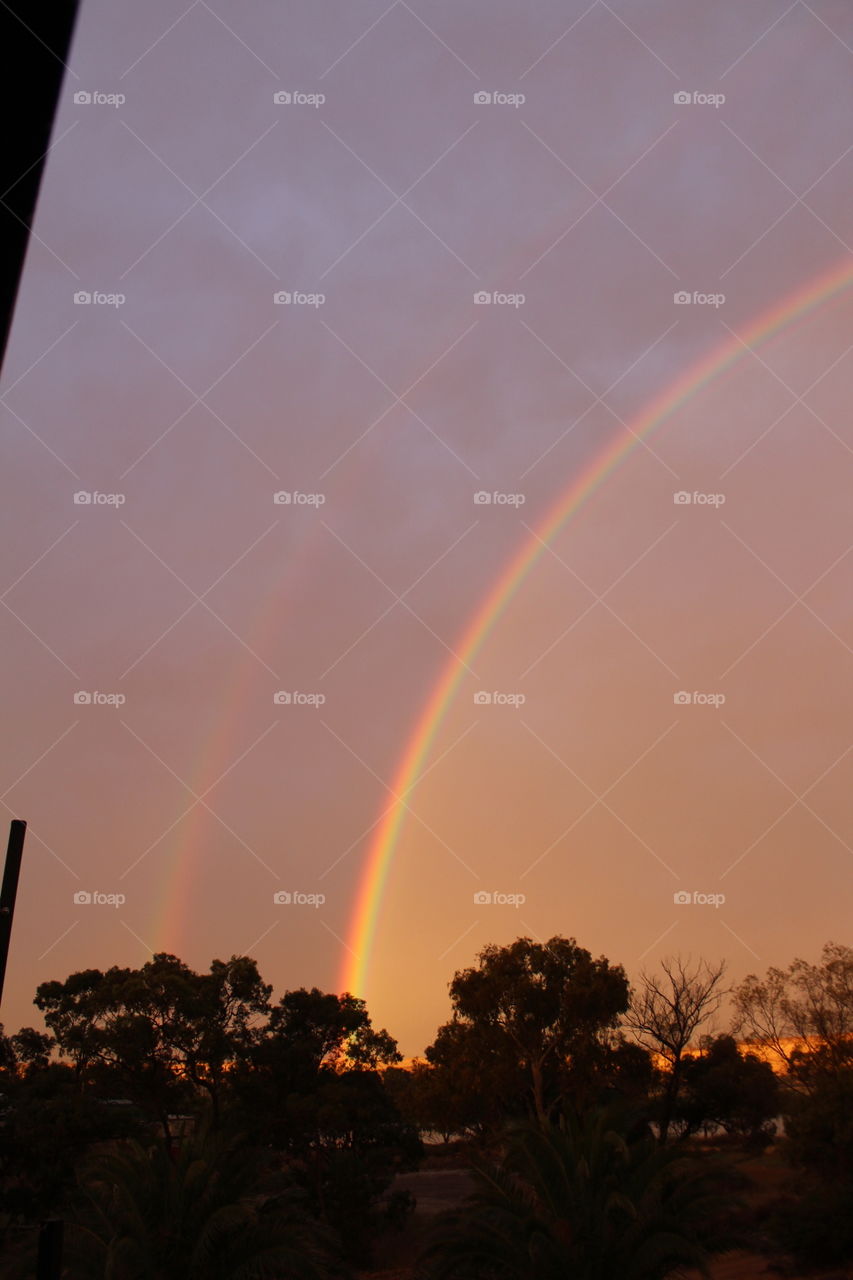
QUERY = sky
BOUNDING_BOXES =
[1,0,851,1055]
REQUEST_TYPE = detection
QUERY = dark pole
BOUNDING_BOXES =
[36,1219,64,1280]
[0,819,26,1008]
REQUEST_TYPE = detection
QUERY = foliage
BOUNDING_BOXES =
[732,941,853,1079]
[231,987,417,1265]
[782,1065,853,1179]
[63,1120,348,1279]
[34,954,271,1137]
[435,936,630,1127]
[0,1058,147,1224]
[678,1035,779,1144]
[768,1178,853,1268]
[625,956,728,1144]
[418,1104,737,1280]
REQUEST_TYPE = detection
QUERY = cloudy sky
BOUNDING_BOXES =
[1,0,851,1053]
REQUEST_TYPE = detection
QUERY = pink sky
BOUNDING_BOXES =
[1,0,851,1053]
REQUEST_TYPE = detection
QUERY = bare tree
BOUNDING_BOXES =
[625,956,728,1144]
[733,942,853,1084]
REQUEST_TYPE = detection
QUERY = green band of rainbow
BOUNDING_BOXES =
[340,257,853,996]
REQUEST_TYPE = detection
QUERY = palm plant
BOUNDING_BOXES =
[64,1121,348,1279]
[419,1105,736,1280]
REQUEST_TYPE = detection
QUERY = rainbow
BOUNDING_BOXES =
[341,256,853,996]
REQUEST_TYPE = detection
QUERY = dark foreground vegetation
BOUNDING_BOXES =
[0,938,851,1277]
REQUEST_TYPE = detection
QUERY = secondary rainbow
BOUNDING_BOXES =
[341,256,853,996]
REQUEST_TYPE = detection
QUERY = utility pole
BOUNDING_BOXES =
[0,818,26,1008]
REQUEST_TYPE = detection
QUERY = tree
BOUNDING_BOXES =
[439,937,630,1128]
[33,967,111,1081]
[0,1059,147,1224]
[420,1104,736,1280]
[64,1120,346,1279]
[35,953,274,1139]
[733,942,853,1082]
[36,955,197,1140]
[233,987,414,1267]
[183,955,272,1124]
[267,987,400,1075]
[9,1026,53,1073]
[679,1035,779,1143]
[625,956,727,1144]
[424,1018,527,1135]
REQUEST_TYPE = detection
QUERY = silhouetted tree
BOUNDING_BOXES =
[233,987,415,1266]
[733,942,853,1082]
[424,1018,527,1135]
[678,1034,779,1143]
[625,956,727,1144]
[36,955,200,1141]
[182,955,272,1124]
[435,937,630,1127]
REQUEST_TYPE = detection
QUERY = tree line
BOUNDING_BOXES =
[0,936,851,1276]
